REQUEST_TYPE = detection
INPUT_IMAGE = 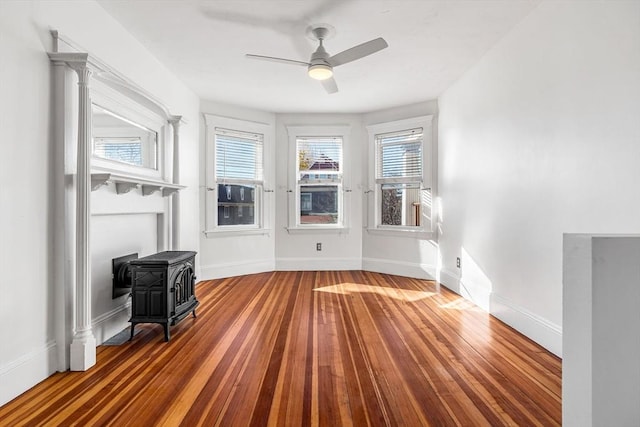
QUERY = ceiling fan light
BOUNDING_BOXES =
[308,64,333,80]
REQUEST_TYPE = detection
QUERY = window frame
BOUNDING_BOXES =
[366,116,435,238]
[286,125,351,233]
[204,114,272,236]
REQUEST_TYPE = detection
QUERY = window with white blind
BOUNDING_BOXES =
[367,116,434,235]
[215,127,262,227]
[204,114,271,234]
[376,128,423,227]
[286,125,350,231]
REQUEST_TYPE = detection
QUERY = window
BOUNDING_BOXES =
[300,193,312,212]
[215,127,263,226]
[367,116,434,236]
[376,128,423,227]
[204,114,272,235]
[297,136,343,225]
[286,125,350,231]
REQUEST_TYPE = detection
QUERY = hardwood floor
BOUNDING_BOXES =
[0,271,561,426]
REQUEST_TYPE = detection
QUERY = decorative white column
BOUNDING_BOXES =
[68,61,96,371]
[169,116,182,250]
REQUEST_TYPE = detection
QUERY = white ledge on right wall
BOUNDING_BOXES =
[366,227,432,239]
[90,172,185,197]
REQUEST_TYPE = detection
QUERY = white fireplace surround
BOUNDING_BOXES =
[48,31,184,371]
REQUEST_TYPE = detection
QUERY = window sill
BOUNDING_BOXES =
[204,228,271,238]
[366,227,433,239]
[286,227,350,235]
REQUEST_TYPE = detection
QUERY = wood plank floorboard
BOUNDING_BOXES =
[0,271,561,426]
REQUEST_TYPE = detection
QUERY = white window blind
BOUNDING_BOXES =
[215,127,264,184]
[375,128,423,184]
[297,137,342,183]
[94,137,143,166]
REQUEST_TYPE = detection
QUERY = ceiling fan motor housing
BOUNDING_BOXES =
[308,43,333,80]
[310,44,331,67]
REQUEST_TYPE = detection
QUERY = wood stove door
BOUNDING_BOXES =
[131,269,168,321]
[171,261,196,319]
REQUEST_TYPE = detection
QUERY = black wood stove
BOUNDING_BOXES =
[113,251,199,342]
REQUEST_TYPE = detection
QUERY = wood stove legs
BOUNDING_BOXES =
[129,308,197,342]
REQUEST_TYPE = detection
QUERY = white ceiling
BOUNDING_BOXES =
[97,0,540,114]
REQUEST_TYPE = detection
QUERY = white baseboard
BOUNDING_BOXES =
[276,257,362,271]
[0,341,58,406]
[362,257,436,280]
[438,267,561,356]
[438,268,461,293]
[200,259,276,280]
[92,303,132,345]
[459,279,492,312]
[490,293,562,357]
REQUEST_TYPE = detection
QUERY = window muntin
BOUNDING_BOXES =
[296,136,343,226]
[215,127,264,227]
[375,128,424,228]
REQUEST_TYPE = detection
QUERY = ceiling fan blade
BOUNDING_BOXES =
[245,54,309,67]
[321,77,338,94]
[328,37,388,67]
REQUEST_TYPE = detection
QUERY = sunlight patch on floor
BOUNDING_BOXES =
[314,283,436,302]
[438,297,484,312]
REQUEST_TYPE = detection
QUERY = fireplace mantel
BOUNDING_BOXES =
[49,30,185,372]
[90,172,186,196]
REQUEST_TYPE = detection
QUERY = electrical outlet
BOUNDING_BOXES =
[316,242,322,251]
[456,257,461,268]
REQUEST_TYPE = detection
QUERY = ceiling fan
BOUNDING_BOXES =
[246,24,388,94]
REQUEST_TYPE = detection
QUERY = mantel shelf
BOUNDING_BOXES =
[91,172,185,197]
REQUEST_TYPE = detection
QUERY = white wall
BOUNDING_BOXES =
[91,212,158,343]
[563,235,640,426]
[438,0,640,356]
[199,100,276,279]
[0,0,199,405]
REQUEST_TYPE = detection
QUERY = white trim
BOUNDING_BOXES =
[438,268,461,292]
[200,259,276,280]
[490,293,562,357]
[276,257,361,271]
[285,227,350,235]
[204,228,272,238]
[366,227,434,240]
[0,341,58,406]
[458,276,492,312]
[362,257,436,280]
[92,302,132,346]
